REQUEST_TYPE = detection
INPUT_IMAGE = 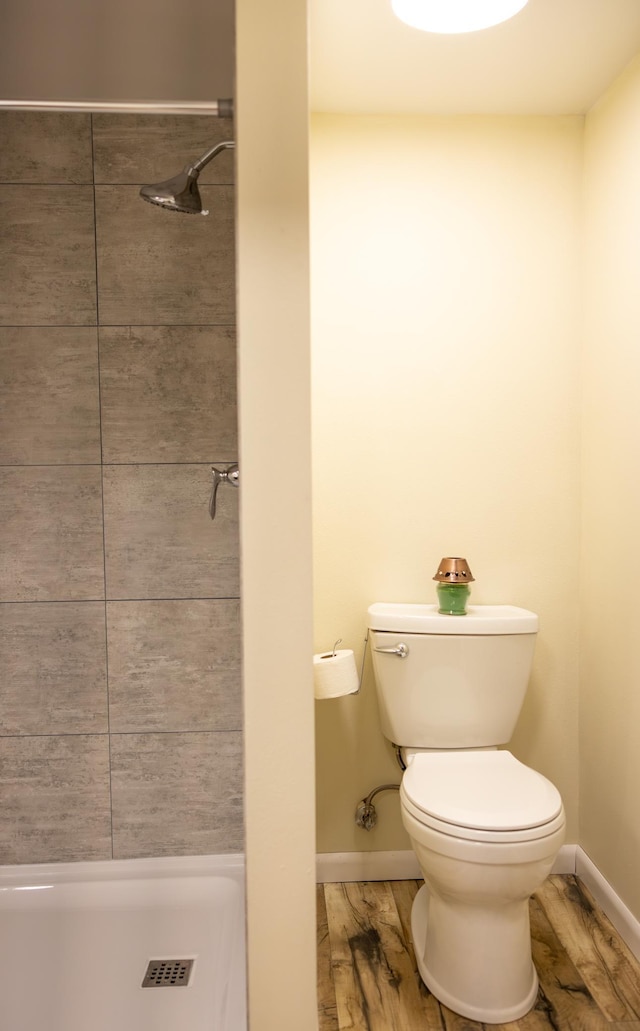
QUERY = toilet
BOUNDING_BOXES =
[368,602,565,1024]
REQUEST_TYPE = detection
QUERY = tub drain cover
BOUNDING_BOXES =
[141,958,194,988]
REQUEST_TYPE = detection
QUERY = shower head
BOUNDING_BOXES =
[140,167,204,214]
[140,140,235,215]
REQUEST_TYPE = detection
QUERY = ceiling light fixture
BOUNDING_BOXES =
[391,0,529,34]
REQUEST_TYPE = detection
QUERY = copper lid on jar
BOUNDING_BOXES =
[433,557,475,583]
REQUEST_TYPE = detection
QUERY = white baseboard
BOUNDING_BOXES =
[316,850,421,883]
[316,845,576,884]
[551,843,577,875]
[576,846,640,963]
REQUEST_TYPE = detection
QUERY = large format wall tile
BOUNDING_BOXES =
[107,599,241,733]
[103,464,239,599]
[92,114,234,185]
[94,185,235,325]
[0,111,93,184]
[0,186,97,325]
[0,603,108,736]
[0,327,100,464]
[0,467,105,601]
[111,731,243,858]
[0,110,242,867]
[99,325,236,463]
[0,735,111,864]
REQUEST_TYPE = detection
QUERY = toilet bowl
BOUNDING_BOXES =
[400,749,565,1023]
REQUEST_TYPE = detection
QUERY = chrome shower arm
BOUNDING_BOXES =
[189,140,235,175]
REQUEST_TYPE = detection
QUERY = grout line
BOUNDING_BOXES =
[0,181,234,187]
[94,181,235,187]
[0,463,103,468]
[90,115,101,329]
[100,460,237,466]
[0,182,94,187]
[0,323,236,328]
[0,597,240,605]
[0,461,237,468]
[91,111,114,859]
[103,596,242,603]
[0,729,243,740]
[0,321,234,325]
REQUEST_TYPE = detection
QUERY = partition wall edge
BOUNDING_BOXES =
[235,1,318,1029]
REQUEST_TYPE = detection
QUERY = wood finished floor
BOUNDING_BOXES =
[317,876,640,1031]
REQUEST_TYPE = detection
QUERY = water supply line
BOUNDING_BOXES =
[353,633,405,829]
[355,783,401,831]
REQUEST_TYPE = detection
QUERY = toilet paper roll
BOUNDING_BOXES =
[313,649,360,700]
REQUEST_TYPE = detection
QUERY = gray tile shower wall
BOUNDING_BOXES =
[0,111,242,865]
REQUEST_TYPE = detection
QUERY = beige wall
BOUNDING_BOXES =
[581,54,640,918]
[311,114,583,852]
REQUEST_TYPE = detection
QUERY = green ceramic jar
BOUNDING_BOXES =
[436,582,470,615]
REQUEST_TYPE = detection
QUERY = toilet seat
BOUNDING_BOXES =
[401,750,564,844]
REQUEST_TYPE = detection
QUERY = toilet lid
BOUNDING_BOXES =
[402,751,562,833]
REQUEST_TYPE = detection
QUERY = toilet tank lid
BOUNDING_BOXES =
[367,603,538,635]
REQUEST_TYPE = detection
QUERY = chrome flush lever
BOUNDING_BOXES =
[209,463,239,520]
[373,643,409,658]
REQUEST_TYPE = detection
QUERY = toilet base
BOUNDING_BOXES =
[410,883,539,1024]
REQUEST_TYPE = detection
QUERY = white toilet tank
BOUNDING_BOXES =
[368,604,538,749]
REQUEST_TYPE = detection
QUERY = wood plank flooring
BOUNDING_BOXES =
[318,876,640,1031]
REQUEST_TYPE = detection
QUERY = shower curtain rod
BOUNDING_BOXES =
[0,98,233,116]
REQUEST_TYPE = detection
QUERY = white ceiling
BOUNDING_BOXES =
[310,0,640,115]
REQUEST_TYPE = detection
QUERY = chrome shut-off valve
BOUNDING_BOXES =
[209,463,239,520]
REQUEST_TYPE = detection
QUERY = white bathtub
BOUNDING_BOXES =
[0,853,246,1031]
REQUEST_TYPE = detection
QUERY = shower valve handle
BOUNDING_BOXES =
[209,463,239,520]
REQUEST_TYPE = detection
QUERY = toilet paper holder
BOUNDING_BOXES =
[320,638,344,659]
[317,634,371,694]
[316,629,406,695]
